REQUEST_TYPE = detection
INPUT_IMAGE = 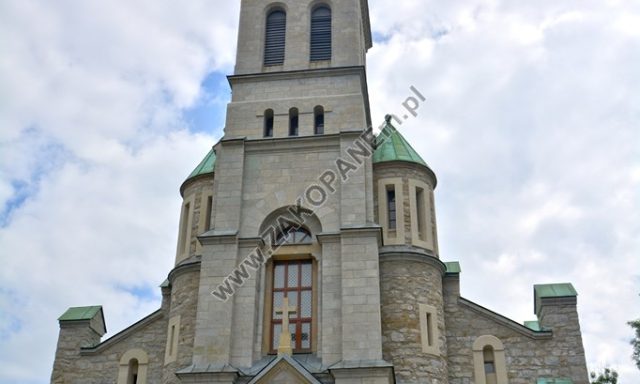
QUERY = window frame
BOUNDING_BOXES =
[268,259,315,354]
[313,105,324,134]
[289,107,299,136]
[310,5,332,61]
[264,109,274,137]
[264,9,286,66]
[472,335,508,384]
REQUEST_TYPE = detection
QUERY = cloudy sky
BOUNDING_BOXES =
[1,0,639,382]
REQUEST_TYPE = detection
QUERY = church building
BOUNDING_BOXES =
[51,0,590,383]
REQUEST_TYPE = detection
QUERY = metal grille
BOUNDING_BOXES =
[264,10,286,66]
[310,7,331,61]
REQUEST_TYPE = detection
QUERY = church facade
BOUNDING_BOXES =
[51,1,590,383]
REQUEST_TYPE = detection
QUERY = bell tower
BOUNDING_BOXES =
[188,0,392,383]
[223,0,373,140]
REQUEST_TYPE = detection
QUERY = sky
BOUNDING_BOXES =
[0,0,639,383]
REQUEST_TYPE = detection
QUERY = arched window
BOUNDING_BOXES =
[483,346,497,384]
[289,107,299,136]
[472,335,508,384]
[264,109,274,137]
[314,106,324,134]
[264,9,286,65]
[117,349,148,384]
[275,225,312,245]
[127,359,138,384]
[310,6,331,61]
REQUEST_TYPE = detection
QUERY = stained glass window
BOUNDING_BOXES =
[271,260,313,352]
[275,225,312,245]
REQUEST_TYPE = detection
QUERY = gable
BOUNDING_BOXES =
[248,356,321,384]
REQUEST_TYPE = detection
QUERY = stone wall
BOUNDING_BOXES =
[51,324,104,383]
[179,175,215,264]
[444,282,589,384]
[380,257,448,384]
[373,161,438,253]
[164,263,201,383]
[52,311,167,384]
[234,0,368,75]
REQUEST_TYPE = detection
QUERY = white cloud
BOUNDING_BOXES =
[369,0,640,381]
[1,0,639,383]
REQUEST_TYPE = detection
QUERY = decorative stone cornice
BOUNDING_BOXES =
[175,365,239,383]
[316,232,341,244]
[167,257,201,284]
[379,248,446,275]
[238,236,265,248]
[228,66,366,84]
[244,133,341,154]
[197,230,238,245]
[373,160,438,189]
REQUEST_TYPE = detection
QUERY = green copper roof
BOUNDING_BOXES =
[58,306,102,321]
[524,320,542,331]
[444,261,461,274]
[534,283,577,300]
[185,148,216,181]
[373,118,428,167]
[537,379,573,384]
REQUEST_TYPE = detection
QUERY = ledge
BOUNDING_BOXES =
[198,230,238,245]
[167,256,202,284]
[228,66,366,84]
[379,248,446,275]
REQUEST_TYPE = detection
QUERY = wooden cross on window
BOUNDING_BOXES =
[275,297,297,356]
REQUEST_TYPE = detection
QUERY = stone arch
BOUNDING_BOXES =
[117,348,149,384]
[259,205,323,241]
[472,335,508,384]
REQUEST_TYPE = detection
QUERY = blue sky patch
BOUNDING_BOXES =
[183,71,230,136]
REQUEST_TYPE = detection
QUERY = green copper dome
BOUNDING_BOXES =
[185,147,216,181]
[372,118,428,167]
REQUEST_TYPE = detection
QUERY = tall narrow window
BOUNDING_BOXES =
[271,260,313,353]
[310,6,331,61]
[483,346,497,384]
[419,303,439,355]
[426,312,433,346]
[127,359,138,384]
[118,349,148,384]
[264,109,274,137]
[416,187,426,241]
[168,325,176,356]
[264,10,286,65]
[289,108,299,136]
[204,196,212,231]
[178,202,190,254]
[164,316,181,365]
[314,106,324,134]
[387,186,396,230]
[472,336,508,384]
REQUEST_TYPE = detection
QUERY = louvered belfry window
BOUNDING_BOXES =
[264,10,286,66]
[310,6,331,61]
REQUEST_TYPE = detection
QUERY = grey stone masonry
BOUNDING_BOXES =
[164,261,202,384]
[380,253,448,384]
[443,273,590,384]
[52,310,168,384]
[234,0,370,75]
[51,322,105,383]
